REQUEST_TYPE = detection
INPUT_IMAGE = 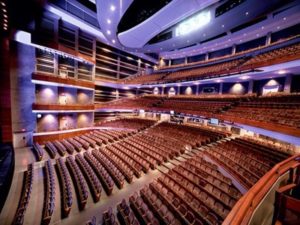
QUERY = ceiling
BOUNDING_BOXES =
[7,0,299,63]
[95,0,300,58]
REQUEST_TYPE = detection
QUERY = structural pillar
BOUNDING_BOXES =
[232,44,236,55]
[248,80,254,94]
[266,32,272,45]
[116,89,119,99]
[205,53,209,61]
[284,74,292,93]
[184,57,188,65]
[219,83,223,95]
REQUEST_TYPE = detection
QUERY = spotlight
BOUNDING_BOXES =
[37,114,42,118]
[110,5,116,11]
[278,70,287,75]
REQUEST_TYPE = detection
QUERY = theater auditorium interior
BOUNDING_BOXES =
[1,0,300,225]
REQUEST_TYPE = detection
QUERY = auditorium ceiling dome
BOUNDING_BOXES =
[95,0,299,56]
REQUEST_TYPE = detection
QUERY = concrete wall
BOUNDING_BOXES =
[59,114,76,130]
[223,82,249,95]
[58,87,77,104]
[77,113,93,128]
[35,84,58,104]
[77,89,93,104]
[10,41,36,133]
[36,114,58,132]
[180,85,197,95]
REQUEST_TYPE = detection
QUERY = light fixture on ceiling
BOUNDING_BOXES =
[278,70,287,75]
[112,39,116,43]
[175,11,211,37]
[245,12,249,16]
[106,30,111,35]
[240,75,250,80]
[110,5,116,11]
[107,19,111,24]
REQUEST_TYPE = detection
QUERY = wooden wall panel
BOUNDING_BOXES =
[0,38,12,143]
[32,103,95,111]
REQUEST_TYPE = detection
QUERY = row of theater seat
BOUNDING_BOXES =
[65,156,89,210]
[37,129,136,161]
[42,160,55,225]
[102,94,300,130]
[91,127,292,225]
[84,152,115,195]
[56,158,73,217]
[12,164,34,225]
[203,138,290,189]
[93,136,249,225]
[75,154,102,202]
[32,143,44,161]
[92,150,125,189]
[100,147,134,183]
[240,136,295,155]
[97,118,157,131]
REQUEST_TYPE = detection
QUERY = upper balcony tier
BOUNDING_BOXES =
[122,38,300,85]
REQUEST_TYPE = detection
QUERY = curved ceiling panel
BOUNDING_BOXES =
[118,0,218,48]
[118,0,173,33]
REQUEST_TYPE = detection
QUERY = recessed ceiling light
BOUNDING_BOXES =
[261,26,264,29]
[3,14,7,18]
[283,17,286,20]
[2,9,6,13]
[256,34,260,37]
[112,39,115,43]
[245,12,249,16]
[278,70,287,74]
[110,5,116,11]
[106,30,111,35]
[1,2,5,6]
[107,19,111,24]
[222,24,225,28]
[277,26,280,30]
[3,27,7,30]
[240,76,250,80]
[240,40,242,42]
